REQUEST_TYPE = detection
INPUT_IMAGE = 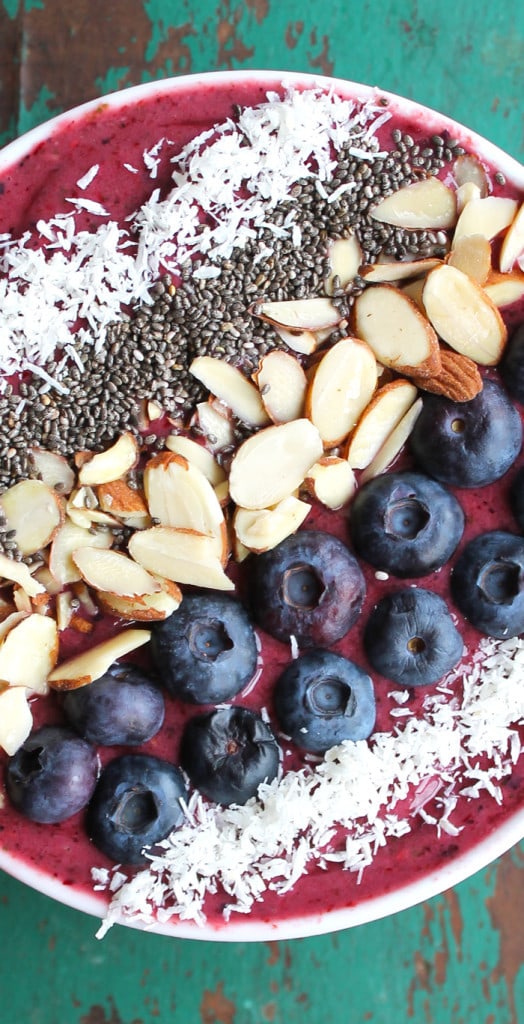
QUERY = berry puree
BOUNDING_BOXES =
[1,75,524,936]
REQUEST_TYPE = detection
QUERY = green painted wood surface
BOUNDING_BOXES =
[0,3,524,1022]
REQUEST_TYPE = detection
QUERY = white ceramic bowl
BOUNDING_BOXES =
[1,70,523,941]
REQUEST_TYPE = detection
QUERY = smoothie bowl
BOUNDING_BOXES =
[1,70,524,941]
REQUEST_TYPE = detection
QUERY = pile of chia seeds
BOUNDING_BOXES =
[0,126,466,557]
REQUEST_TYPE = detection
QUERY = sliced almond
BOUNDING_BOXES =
[360,397,423,483]
[164,435,226,486]
[190,356,270,428]
[253,350,307,424]
[400,277,426,312]
[143,452,228,563]
[370,178,456,229]
[97,479,151,529]
[484,270,524,308]
[229,419,323,510]
[447,234,492,284]
[0,686,33,755]
[78,432,139,487]
[48,628,151,691]
[345,379,419,470]
[0,613,58,694]
[251,296,342,333]
[325,235,362,294]
[233,496,311,554]
[72,581,100,618]
[455,181,482,215]
[56,591,75,632]
[129,527,234,591]
[359,257,442,284]
[305,337,378,447]
[66,489,118,528]
[13,586,32,615]
[0,610,29,643]
[194,399,236,452]
[29,448,75,496]
[0,553,45,599]
[0,479,63,556]
[453,196,518,245]
[353,285,441,378]
[97,578,182,622]
[49,520,113,586]
[422,263,507,364]
[500,201,524,273]
[271,324,322,356]
[453,153,490,196]
[72,547,161,598]
[303,457,357,510]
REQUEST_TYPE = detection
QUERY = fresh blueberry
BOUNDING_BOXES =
[86,753,188,864]
[274,649,376,753]
[249,530,366,647]
[151,593,258,704]
[349,471,464,578]
[364,587,463,686]
[499,322,524,404]
[180,706,279,806]
[62,663,165,746]
[451,530,524,638]
[410,379,522,487]
[6,725,98,824]
[509,466,524,532]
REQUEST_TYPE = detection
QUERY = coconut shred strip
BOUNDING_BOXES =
[94,636,524,937]
[0,87,388,391]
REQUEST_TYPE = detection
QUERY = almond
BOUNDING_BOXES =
[455,181,482,215]
[270,324,323,356]
[164,435,226,487]
[143,451,228,564]
[0,686,33,755]
[96,579,182,621]
[29,448,75,496]
[0,610,29,643]
[49,520,113,586]
[48,629,152,691]
[452,196,518,246]
[56,591,75,632]
[325,235,362,294]
[0,613,58,694]
[0,552,45,599]
[345,379,419,470]
[422,263,507,364]
[370,177,456,229]
[78,432,139,487]
[303,457,357,510]
[305,336,378,447]
[190,355,270,428]
[97,480,150,527]
[0,479,63,556]
[499,200,524,273]
[253,350,307,424]
[484,270,524,308]
[233,496,311,554]
[453,153,490,196]
[229,419,323,510]
[411,348,483,402]
[360,397,423,483]
[251,296,342,333]
[447,234,492,284]
[353,285,441,378]
[129,527,234,591]
[359,257,442,284]
[72,547,162,598]
[194,399,236,452]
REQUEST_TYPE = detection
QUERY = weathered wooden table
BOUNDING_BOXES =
[0,3,523,1022]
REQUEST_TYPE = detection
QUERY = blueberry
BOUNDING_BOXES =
[86,753,188,864]
[499,322,524,404]
[6,725,98,824]
[349,471,464,578]
[410,379,522,487]
[364,588,463,686]
[274,649,376,753]
[62,663,164,746]
[451,530,524,638]
[180,706,279,806]
[510,466,524,532]
[151,593,258,704]
[249,530,366,647]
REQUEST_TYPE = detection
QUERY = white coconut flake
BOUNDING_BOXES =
[76,164,100,190]
[65,197,110,216]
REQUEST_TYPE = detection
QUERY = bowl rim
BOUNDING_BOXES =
[1,68,523,942]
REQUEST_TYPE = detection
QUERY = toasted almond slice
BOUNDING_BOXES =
[345,379,419,470]
[305,337,378,447]
[0,610,29,643]
[97,479,150,523]
[49,520,113,586]
[56,591,75,632]
[97,579,182,622]
[147,400,163,422]
[453,196,518,245]
[271,324,322,355]
[78,432,139,487]
[190,356,270,428]
[0,553,45,599]
[67,489,118,528]
[0,479,63,556]
[254,350,307,424]
[325,235,362,294]
[229,419,323,510]
[13,586,32,615]
[353,285,441,378]
[252,296,342,333]
[143,452,228,563]
[359,257,442,284]
[455,181,482,215]
[72,547,161,598]
[500,201,524,273]
[453,153,490,196]
[48,628,151,691]
[0,686,33,755]
[164,435,226,486]
[129,527,234,591]
[484,270,524,308]
[360,397,423,483]
[233,496,311,554]
[447,234,492,284]
[370,178,456,229]
[422,264,507,364]
[303,457,357,510]
[194,399,236,452]
[29,448,75,496]
[0,613,58,694]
